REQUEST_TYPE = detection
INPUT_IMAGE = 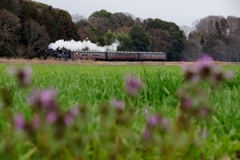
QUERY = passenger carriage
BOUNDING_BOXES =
[107,51,138,60]
[139,52,166,61]
[71,51,106,60]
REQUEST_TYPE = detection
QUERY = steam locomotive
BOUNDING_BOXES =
[44,49,166,61]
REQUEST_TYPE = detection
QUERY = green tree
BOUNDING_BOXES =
[56,10,78,40]
[167,23,185,61]
[145,18,185,60]
[0,0,20,15]
[129,25,150,51]
[44,12,58,42]
[104,30,116,45]
[116,32,133,51]
[89,9,112,19]
[19,1,41,22]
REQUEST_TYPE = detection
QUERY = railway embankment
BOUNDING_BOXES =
[0,58,233,66]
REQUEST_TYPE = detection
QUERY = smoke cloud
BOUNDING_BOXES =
[48,39,119,52]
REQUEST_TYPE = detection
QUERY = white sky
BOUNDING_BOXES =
[33,0,240,27]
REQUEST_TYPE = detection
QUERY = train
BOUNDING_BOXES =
[43,49,166,61]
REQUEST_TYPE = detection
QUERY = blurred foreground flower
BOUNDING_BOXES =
[64,107,79,125]
[27,89,58,110]
[31,114,41,129]
[14,113,25,130]
[124,74,143,96]
[110,98,125,110]
[8,66,31,87]
[182,54,233,85]
[142,113,169,140]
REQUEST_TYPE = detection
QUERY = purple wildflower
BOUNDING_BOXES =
[18,67,31,87]
[40,89,57,109]
[197,54,213,65]
[27,89,58,110]
[69,107,79,117]
[110,99,125,110]
[181,98,192,110]
[64,113,74,125]
[124,74,143,96]
[14,113,25,130]
[181,63,199,83]
[8,66,32,87]
[212,66,224,82]
[27,90,41,106]
[160,118,169,130]
[196,55,214,79]
[142,129,151,139]
[46,111,58,124]
[198,107,209,118]
[31,115,41,129]
[147,114,161,127]
[63,107,79,126]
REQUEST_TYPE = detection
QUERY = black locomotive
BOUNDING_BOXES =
[44,49,166,61]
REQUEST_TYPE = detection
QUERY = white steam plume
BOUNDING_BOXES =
[48,39,119,52]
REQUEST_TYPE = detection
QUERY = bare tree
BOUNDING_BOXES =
[77,27,97,42]
[183,31,203,61]
[193,16,224,35]
[226,16,240,35]
[71,13,86,23]
[180,25,192,38]
[0,9,20,44]
[147,28,171,52]
[23,19,50,57]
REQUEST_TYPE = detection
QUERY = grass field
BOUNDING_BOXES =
[0,62,240,159]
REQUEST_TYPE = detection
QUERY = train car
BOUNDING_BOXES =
[71,51,106,60]
[138,52,166,61]
[107,51,138,61]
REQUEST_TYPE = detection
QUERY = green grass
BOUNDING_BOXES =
[0,64,240,159]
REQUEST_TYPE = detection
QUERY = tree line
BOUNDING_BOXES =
[181,16,240,61]
[1,0,240,61]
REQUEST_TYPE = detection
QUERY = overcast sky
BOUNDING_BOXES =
[33,0,240,27]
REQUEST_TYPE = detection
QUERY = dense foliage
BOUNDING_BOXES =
[0,0,78,58]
